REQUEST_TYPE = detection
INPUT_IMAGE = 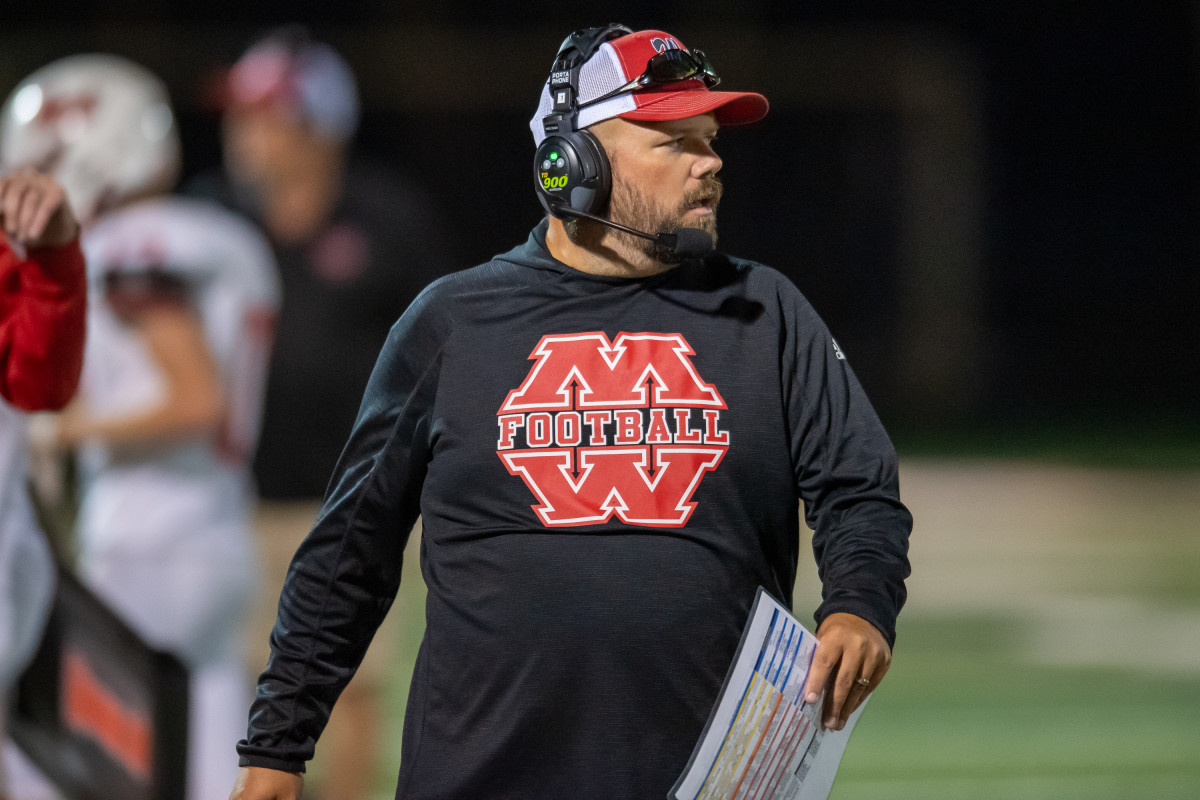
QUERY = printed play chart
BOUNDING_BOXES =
[671,588,867,800]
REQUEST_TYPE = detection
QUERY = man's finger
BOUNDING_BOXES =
[24,185,60,244]
[802,640,842,706]
[11,176,76,247]
[2,179,32,235]
[18,181,50,241]
[835,651,892,729]
[6,180,41,240]
[822,648,867,730]
[840,672,874,725]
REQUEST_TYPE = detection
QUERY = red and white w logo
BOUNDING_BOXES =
[497,332,729,528]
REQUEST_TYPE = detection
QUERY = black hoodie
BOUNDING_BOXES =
[238,220,912,799]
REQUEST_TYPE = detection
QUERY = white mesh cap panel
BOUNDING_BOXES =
[528,41,637,144]
[575,95,638,134]
[576,43,627,103]
[529,83,554,143]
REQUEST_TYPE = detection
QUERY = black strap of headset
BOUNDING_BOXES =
[543,23,633,134]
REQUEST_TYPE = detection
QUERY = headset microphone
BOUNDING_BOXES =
[558,206,713,258]
[665,226,715,258]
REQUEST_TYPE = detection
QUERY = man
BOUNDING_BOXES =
[2,55,280,800]
[194,26,452,501]
[0,168,84,800]
[189,27,453,799]
[233,26,911,800]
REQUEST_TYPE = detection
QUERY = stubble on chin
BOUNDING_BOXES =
[607,173,723,264]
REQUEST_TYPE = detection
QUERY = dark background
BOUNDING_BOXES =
[5,1,1197,457]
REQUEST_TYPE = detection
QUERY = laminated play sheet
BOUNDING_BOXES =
[670,587,867,800]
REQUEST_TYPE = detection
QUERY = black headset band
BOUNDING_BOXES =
[534,24,631,219]
[553,23,633,72]
[546,23,633,122]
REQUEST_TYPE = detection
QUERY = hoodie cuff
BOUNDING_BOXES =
[237,755,307,774]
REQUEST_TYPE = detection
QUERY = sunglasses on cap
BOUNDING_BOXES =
[577,48,721,111]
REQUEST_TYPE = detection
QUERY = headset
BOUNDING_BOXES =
[532,23,632,220]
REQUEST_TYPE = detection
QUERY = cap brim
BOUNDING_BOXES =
[618,89,769,126]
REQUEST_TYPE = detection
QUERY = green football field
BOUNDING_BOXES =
[340,460,1200,799]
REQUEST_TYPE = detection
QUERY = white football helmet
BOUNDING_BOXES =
[0,54,181,222]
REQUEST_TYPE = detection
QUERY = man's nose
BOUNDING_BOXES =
[693,148,722,178]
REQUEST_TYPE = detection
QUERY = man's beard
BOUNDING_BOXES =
[605,171,723,264]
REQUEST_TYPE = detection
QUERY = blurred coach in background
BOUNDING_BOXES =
[190,26,453,800]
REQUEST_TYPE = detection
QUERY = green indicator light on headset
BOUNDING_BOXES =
[549,152,559,160]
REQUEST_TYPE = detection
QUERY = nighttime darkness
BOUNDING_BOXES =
[6,2,1197,441]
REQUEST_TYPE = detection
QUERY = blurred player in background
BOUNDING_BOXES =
[0,169,85,800]
[1,55,280,800]
[189,26,452,800]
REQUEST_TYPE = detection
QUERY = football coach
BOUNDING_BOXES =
[231,24,911,800]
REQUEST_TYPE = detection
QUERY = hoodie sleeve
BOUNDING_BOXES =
[0,238,87,411]
[237,283,450,771]
[778,281,912,647]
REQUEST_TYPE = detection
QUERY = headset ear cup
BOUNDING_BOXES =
[534,134,583,218]
[576,130,611,216]
[537,135,564,215]
[533,131,612,218]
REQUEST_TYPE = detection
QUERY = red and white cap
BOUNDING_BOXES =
[221,29,359,143]
[530,29,768,144]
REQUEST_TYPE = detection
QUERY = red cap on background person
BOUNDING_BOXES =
[219,26,359,144]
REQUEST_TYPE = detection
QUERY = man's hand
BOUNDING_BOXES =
[229,766,303,800]
[0,166,79,248]
[802,612,891,731]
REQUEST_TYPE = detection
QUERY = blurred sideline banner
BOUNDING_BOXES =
[8,565,188,800]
